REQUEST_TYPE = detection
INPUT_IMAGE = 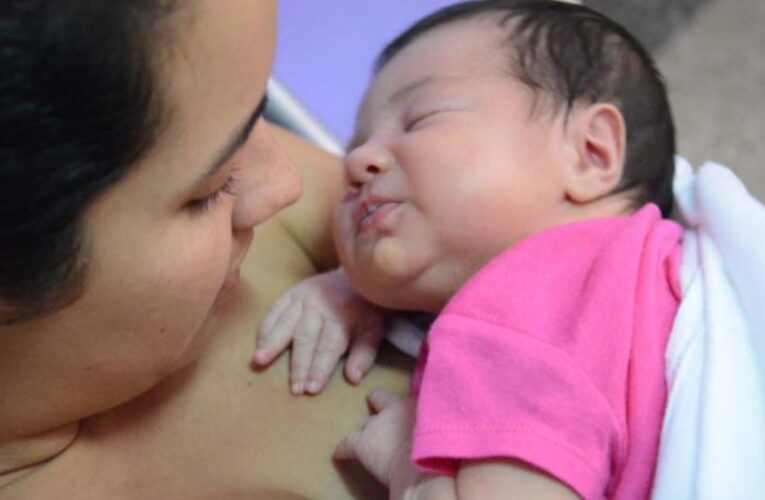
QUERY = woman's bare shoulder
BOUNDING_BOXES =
[270,125,344,273]
[1,219,411,500]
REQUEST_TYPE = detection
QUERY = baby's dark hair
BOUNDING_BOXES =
[376,0,675,217]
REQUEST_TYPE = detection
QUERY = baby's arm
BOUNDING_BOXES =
[253,268,387,395]
[335,392,579,500]
[451,461,579,500]
[406,462,579,500]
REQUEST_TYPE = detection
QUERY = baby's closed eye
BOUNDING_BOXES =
[403,103,471,132]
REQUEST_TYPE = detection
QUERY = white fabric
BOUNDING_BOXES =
[387,316,427,358]
[652,157,765,500]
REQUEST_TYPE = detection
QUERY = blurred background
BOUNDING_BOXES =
[273,0,765,201]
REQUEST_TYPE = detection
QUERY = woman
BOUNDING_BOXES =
[0,1,410,498]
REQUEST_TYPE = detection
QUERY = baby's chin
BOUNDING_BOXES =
[342,241,452,312]
[349,268,446,314]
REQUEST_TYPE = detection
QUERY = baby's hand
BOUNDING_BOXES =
[334,391,424,494]
[252,268,386,395]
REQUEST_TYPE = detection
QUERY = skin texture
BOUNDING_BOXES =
[234,10,635,497]
[255,267,388,395]
[254,19,576,395]
[335,19,628,315]
[0,0,291,442]
[334,20,575,314]
[0,0,412,498]
[0,198,412,499]
[291,17,630,499]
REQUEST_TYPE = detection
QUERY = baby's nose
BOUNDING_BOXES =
[344,142,394,190]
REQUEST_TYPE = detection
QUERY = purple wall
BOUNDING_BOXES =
[273,1,456,144]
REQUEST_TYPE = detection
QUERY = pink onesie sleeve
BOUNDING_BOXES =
[415,315,620,499]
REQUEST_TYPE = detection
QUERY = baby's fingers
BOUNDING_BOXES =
[345,323,385,384]
[290,308,323,394]
[333,430,363,462]
[253,295,300,365]
[304,320,350,395]
[367,390,401,413]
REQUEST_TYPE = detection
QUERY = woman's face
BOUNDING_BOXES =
[13,0,300,413]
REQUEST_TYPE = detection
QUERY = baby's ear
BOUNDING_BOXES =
[562,102,626,204]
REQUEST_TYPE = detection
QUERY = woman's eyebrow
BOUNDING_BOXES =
[199,95,268,182]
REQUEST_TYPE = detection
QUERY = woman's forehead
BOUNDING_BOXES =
[141,0,276,180]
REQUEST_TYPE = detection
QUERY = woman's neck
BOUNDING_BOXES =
[0,422,79,488]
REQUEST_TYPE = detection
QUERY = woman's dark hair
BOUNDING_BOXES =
[377,0,676,217]
[0,0,177,323]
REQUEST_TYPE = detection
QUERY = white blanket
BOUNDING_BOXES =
[652,158,765,500]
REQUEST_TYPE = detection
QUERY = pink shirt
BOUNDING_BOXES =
[412,205,682,500]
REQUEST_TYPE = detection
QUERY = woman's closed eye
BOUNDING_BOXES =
[187,174,241,214]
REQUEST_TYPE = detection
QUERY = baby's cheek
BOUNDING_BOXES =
[370,239,412,280]
[332,207,354,263]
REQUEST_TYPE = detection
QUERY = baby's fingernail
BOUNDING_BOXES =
[291,382,303,394]
[350,367,362,383]
[306,380,320,394]
[252,349,266,363]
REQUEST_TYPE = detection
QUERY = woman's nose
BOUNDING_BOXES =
[232,122,302,231]
[344,141,394,191]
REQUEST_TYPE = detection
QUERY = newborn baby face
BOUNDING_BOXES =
[334,19,570,313]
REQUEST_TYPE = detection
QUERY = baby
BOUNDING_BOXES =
[254,1,681,498]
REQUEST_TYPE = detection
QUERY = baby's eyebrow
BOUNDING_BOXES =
[346,75,461,152]
[389,75,438,105]
[346,76,441,151]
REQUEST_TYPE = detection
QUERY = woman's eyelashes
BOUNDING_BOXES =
[187,174,241,214]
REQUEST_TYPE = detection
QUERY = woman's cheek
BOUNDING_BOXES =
[149,217,233,351]
[181,215,234,303]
